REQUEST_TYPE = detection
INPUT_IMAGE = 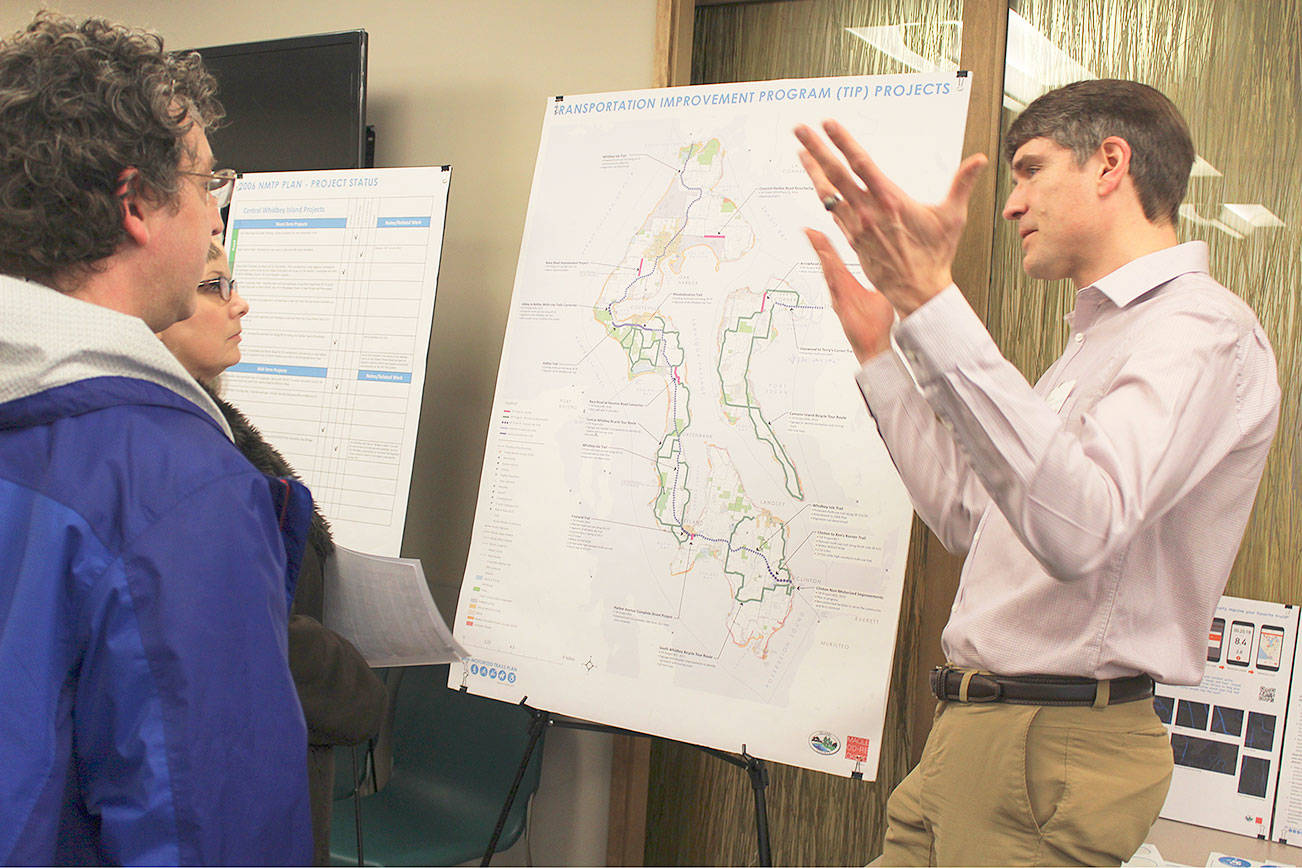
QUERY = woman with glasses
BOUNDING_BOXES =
[159,243,388,866]
[157,242,247,381]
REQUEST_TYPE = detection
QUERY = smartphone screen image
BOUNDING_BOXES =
[1208,617,1225,663]
[1257,625,1285,672]
[1227,621,1255,667]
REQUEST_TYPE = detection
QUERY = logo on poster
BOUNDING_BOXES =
[469,660,517,684]
[809,732,841,755]
[845,735,871,762]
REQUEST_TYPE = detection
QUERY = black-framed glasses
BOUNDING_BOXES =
[197,275,237,302]
[180,168,238,208]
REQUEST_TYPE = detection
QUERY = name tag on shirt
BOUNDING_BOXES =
[1046,379,1076,414]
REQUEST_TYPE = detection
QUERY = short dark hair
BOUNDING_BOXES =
[1004,79,1194,225]
[0,12,223,286]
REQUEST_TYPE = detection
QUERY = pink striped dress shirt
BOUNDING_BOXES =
[855,241,1279,685]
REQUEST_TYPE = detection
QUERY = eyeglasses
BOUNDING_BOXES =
[197,275,237,301]
[180,168,238,208]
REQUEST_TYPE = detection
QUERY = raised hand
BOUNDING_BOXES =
[804,226,894,363]
[795,119,986,317]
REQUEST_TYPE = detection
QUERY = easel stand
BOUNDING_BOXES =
[481,701,773,866]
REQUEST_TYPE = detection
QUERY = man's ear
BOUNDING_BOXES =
[117,169,151,248]
[1096,136,1131,197]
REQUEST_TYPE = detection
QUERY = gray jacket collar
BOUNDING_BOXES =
[0,273,232,439]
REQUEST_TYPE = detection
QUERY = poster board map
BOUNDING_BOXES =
[453,73,970,778]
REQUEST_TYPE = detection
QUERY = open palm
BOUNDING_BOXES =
[796,120,986,317]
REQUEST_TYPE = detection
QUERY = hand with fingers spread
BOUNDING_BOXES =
[795,119,987,319]
[804,226,894,363]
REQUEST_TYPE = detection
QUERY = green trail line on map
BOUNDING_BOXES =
[591,138,800,660]
[717,287,805,499]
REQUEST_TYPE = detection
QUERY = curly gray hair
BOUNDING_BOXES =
[0,11,225,285]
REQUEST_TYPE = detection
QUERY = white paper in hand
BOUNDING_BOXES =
[323,544,466,667]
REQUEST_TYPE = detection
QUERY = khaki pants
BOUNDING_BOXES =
[881,698,1173,866]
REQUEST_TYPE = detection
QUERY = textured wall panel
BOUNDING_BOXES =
[995,0,1300,606]
[659,0,1299,865]
[650,3,963,865]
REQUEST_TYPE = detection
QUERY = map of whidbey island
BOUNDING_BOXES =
[454,73,970,777]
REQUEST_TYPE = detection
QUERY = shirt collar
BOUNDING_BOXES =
[1082,241,1211,309]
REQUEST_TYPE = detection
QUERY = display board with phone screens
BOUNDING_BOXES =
[1155,595,1302,845]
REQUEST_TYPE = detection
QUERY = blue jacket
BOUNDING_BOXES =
[0,278,314,865]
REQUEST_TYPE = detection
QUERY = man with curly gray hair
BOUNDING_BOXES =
[0,13,313,864]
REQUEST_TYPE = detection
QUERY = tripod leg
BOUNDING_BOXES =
[745,754,772,867]
[352,745,364,867]
[482,708,549,866]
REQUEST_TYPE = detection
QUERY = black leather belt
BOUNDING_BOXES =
[929,665,1154,707]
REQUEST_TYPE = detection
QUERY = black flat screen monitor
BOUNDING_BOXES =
[192,30,368,173]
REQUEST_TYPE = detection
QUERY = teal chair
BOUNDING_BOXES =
[330,664,544,866]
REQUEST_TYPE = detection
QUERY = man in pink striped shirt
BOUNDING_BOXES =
[797,79,1279,865]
